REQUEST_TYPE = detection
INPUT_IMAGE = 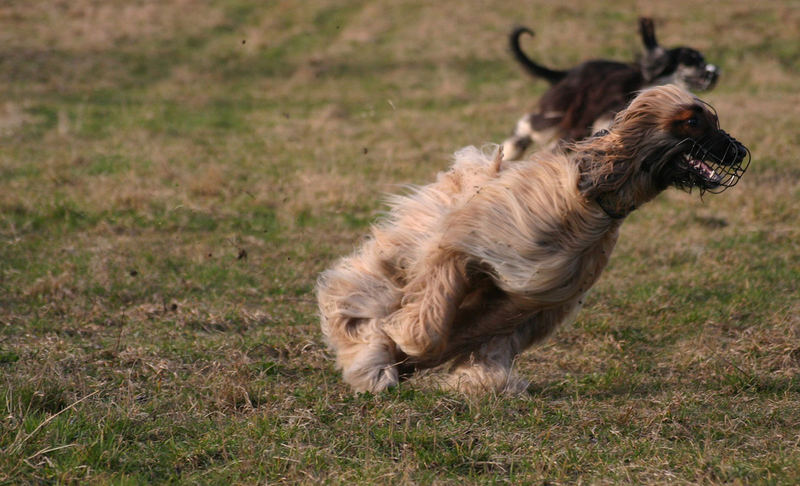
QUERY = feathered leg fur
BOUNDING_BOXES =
[443,300,584,394]
[383,250,469,357]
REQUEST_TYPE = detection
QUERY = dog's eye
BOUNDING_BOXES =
[686,116,698,127]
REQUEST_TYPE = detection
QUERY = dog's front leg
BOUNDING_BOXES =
[383,252,468,359]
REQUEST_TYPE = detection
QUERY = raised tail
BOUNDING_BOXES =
[509,26,567,85]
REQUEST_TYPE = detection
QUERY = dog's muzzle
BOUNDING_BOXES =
[683,130,750,193]
[700,64,719,90]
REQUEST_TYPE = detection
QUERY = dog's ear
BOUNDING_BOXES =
[578,158,636,199]
[639,17,658,50]
[575,137,638,200]
[639,17,669,82]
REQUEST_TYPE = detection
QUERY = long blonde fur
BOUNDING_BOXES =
[317,85,704,394]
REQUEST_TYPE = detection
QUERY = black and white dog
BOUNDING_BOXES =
[502,18,719,160]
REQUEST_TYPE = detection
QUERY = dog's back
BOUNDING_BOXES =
[537,60,643,142]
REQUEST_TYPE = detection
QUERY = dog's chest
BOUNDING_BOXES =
[570,230,618,297]
[505,223,620,308]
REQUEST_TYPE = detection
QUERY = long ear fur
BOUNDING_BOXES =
[574,135,638,199]
[572,106,653,199]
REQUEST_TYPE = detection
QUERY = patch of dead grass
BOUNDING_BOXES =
[188,165,227,198]
[0,0,225,51]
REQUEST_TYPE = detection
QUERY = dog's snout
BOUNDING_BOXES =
[720,130,748,163]
[735,143,748,161]
[704,64,719,83]
[696,64,719,90]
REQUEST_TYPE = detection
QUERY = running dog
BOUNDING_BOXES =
[318,85,748,394]
[502,18,719,160]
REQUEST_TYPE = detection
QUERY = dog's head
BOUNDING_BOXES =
[639,17,719,91]
[577,85,749,210]
[614,85,749,193]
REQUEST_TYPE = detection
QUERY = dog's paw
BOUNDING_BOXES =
[372,365,400,392]
[340,340,401,393]
[344,363,399,393]
[502,373,532,395]
[443,361,530,396]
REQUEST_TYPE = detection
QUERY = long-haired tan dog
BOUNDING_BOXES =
[318,85,749,394]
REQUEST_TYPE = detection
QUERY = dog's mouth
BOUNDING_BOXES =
[678,133,750,193]
[683,152,721,184]
[681,64,719,92]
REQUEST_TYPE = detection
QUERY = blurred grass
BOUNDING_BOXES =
[1,0,799,483]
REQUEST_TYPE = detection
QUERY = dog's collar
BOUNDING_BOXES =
[596,194,635,219]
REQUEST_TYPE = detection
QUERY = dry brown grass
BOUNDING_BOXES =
[0,0,225,50]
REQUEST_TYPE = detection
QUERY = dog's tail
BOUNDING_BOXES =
[510,26,567,85]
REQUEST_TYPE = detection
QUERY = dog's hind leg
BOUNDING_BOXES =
[337,334,401,392]
[502,113,562,161]
[444,301,583,394]
[501,115,535,161]
[318,248,406,392]
[383,252,469,359]
[444,333,529,394]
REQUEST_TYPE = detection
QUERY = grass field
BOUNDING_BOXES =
[1,0,799,483]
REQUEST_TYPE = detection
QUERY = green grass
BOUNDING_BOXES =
[1,0,799,483]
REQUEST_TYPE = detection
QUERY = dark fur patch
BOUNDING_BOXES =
[668,104,719,138]
[539,61,644,141]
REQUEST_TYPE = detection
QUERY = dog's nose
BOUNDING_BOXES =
[719,130,747,163]
[729,139,748,163]
[701,64,719,89]
[736,143,748,161]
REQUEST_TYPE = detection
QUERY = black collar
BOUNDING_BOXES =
[596,194,635,219]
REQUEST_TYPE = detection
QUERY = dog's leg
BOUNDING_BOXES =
[337,334,401,393]
[503,112,564,160]
[383,252,468,358]
[501,115,535,161]
[318,245,407,392]
[444,333,529,394]
[444,300,583,394]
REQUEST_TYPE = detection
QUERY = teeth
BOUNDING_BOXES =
[683,153,721,183]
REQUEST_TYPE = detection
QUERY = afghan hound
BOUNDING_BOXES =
[317,85,749,394]
[501,18,719,161]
